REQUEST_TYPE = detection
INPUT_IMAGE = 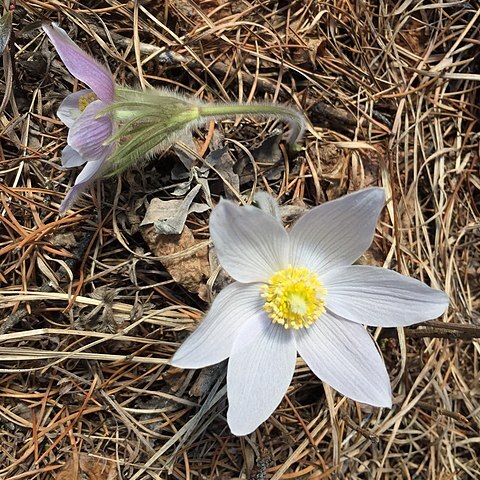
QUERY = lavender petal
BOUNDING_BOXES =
[67,100,113,162]
[43,23,115,103]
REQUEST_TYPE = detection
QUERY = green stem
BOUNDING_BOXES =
[198,103,305,147]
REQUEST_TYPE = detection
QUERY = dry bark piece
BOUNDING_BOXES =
[189,361,226,397]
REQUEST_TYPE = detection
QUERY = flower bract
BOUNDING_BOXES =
[171,188,449,436]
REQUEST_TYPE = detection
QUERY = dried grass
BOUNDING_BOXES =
[0,0,479,478]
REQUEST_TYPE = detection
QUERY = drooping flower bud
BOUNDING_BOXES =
[43,22,305,212]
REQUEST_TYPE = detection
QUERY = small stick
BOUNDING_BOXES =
[380,321,480,341]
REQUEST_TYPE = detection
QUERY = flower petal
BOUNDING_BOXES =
[170,282,264,369]
[61,146,87,168]
[296,312,392,407]
[57,89,92,127]
[227,317,296,435]
[43,23,114,103]
[323,266,449,327]
[210,200,289,283]
[59,147,111,213]
[67,100,113,162]
[289,188,385,274]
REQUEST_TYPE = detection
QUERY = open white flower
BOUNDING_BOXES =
[171,188,449,436]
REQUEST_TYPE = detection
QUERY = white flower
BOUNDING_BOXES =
[171,188,449,436]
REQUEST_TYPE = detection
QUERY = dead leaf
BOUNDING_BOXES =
[396,16,429,58]
[205,136,240,199]
[173,133,199,171]
[50,232,77,248]
[291,37,327,66]
[170,0,202,23]
[141,224,209,293]
[237,130,285,182]
[141,184,209,234]
[56,453,117,480]
[77,287,118,333]
[251,130,283,164]
[170,0,239,23]
[312,143,347,183]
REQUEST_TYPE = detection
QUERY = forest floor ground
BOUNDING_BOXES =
[0,1,479,479]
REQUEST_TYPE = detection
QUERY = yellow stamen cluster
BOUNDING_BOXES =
[78,92,98,112]
[261,265,327,329]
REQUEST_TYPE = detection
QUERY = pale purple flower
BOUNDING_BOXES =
[43,23,115,213]
[171,188,449,436]
[43,23,307,213]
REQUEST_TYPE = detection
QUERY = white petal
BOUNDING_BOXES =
[210,200,289,283]
[323,266,449,327]
[61,145,87,168]
[289,188,385,274]
[74,156,107,184]
[170,282,264,369]
[227,317,296,436]
[57,89,92,127]
[296,312,392,407]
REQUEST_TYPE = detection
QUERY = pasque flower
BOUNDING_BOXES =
[43,22,115,213]
[42,23,305,213]
[171,188,449,436]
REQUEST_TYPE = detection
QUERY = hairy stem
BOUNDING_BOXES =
[198,103,305,147]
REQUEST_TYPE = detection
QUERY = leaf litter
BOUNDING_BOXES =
[0,0,479,479]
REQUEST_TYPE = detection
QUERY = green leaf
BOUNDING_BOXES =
[0,10,13,55]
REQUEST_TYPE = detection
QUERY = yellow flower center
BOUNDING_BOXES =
[78,92,98,112]
[261,265,327,329]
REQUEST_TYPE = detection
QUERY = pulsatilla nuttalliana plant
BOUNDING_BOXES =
[171,189,449,435]
[42,23,305,212]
